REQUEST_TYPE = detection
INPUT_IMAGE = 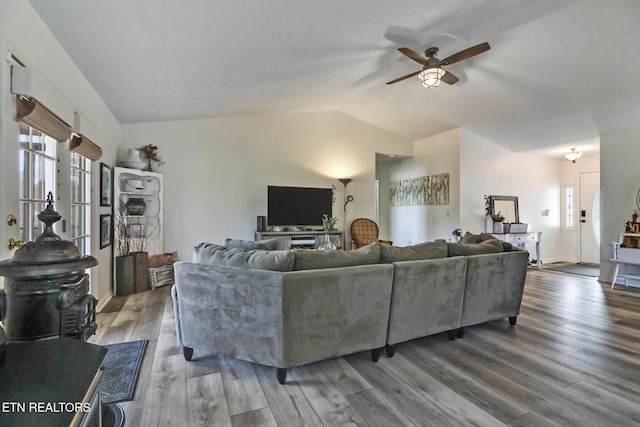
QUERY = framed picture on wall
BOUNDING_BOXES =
[100,214,112,249]
[100,163,112,207]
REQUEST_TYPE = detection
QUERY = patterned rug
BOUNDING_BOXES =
[100,340,147,404]
[544,263,600,277]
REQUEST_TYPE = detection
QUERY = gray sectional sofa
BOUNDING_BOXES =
[171,233,528,384]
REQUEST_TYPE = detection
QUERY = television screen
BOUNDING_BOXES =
[267,186,333,227]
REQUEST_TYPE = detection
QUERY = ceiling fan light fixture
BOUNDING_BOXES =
[418,67,445,88]
[563,148,583,163]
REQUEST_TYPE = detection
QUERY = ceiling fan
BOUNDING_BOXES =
[386,42,490,88]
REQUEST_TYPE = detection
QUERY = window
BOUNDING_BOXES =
[18,123,57,242]
[563,185,575,230]
[18,123,92,255]
[70,152,91,254]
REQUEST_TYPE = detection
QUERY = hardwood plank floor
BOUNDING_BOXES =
[91,269,640,426]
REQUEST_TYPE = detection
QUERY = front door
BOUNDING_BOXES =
[580,171,600,265]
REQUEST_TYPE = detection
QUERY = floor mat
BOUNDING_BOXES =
[544,263,599,277]
[100,340,147,404]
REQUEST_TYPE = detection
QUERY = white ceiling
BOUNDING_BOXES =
[28,0,640,153]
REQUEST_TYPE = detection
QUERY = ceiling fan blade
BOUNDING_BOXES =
[441,70,459,85]
[386,70,422,85]
[441,42,490,66]
[398,47,427,65]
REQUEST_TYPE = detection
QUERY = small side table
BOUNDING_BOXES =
[609,258,640,289]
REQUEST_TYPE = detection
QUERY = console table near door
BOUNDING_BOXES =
[492,232,542,269]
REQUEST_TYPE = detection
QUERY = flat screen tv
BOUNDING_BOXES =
[267,185,333,227]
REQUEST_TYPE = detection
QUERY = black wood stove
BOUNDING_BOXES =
[0,193,98,342]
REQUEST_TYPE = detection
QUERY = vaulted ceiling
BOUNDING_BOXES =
[28,0,640,153]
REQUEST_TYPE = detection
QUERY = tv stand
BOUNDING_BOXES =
[255,230,344,250]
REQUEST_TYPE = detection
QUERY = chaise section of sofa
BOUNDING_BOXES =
[172,242,395,384]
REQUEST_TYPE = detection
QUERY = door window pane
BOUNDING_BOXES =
[18,124,56,242]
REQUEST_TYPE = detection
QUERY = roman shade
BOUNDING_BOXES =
[16,96,71,142]
[69,133,102,161]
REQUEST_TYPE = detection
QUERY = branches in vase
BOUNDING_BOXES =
[114,200,159,256]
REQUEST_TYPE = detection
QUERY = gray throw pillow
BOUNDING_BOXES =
[478,233,513,251]
[193,243,294,272]
[447,239,504,256]
[224,238,279,250]
[293,243,381,271]
[460,232,482,244]
[380,241,448,263]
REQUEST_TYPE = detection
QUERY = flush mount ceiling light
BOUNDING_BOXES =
[418,67,445,88]
[563,148,583,163]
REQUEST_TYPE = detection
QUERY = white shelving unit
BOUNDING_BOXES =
[113,167,164,255]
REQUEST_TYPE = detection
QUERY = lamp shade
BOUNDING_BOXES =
[16,96,71,142]
[418,67,445,88]
[69,133,102,161]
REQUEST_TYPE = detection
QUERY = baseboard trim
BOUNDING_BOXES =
[96,292,113,313]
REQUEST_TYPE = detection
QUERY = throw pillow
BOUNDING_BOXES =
[380,240,448,263]
[460,232,482,244]
[224,238,279,250]
[478,233,514,251]
[193,243,295,272]
[293,243,381,271]
[447,239,504,256]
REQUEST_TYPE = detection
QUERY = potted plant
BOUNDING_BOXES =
[491,211,505,234]
[319,214,338,250]
[452,228,462,242]
[137,144,165,172]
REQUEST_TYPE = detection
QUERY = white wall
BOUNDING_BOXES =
[122,112,413,260]
[388,129,461,245]
[386,128,563,261]
[460,130,562,262]
[0,1,121,306]
[600,127,640,284]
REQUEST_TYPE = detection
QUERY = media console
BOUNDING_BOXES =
[255,230,344,250]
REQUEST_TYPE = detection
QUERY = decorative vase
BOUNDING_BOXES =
[485,216,493,233]
[318,232,336,250]
[121,148,146,170]
[125,198,147,216]
[493,221,504,234]
[143,157,152,172]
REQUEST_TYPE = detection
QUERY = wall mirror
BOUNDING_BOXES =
[490,195,519,223]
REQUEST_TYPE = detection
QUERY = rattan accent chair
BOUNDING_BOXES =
[350,218,392,249]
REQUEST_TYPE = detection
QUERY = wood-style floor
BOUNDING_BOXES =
[90,269,640,426]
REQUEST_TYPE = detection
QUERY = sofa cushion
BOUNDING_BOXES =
[224,238,279,250]
[193,243,295,272]
[460,231,482,244]
[293,243,381,271]
[380,241,448,263]
[447,239,504,256]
